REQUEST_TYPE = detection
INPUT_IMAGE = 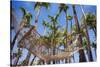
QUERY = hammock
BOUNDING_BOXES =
[18,27,84,63]
[26,46,83,63]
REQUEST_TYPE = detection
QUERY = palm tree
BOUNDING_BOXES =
[80,12,96,38]
[46,14,63,64]
[72,5,86,62]
[11,7,33,66]
[11,7,18,66]
[34,2,50,30]
[67,15,73,34]
[48,15,57,64]
[11,7,32,52]
[58,3,69,63]
[42,20,49,36]
[20,7,32,27]
[33,3,50,64]
[86,13,96,37]
[67,15,75,62]
[80,6,94,61]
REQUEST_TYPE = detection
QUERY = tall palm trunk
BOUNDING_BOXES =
[11,27,23,51]
[70,20,75,62]
[80,6,93,61]
[52,46,56,64]
[30,56,36,65]
[52,20,56,64]
[65,15,68,63]
[24,52,31,65]
[14,48,21,66]
[43,26,46,36]
[34,7,40,29]
[64,5,69,63]
[72,5,86,62]
[93,28,96,38]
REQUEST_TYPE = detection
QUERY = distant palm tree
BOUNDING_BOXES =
[86,13,96,37]
[48,15,58,64]
[72,5,86,62]
[42,20,49,36]
[67,15,75,62]
[67,15,73,36]
[33,3,50,64]
[46,14,63,64]
[34,2,50,30]
[58,4,69,63]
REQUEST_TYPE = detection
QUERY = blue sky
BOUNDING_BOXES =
[11,1,96,64]
[11,1,96,42]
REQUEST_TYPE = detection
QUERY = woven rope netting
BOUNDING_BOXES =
[18,27,83,62]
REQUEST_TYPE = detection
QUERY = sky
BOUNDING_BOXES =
[11,1,96,64]
[11,1,96,43]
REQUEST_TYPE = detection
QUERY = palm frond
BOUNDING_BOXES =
[20,7,27,17]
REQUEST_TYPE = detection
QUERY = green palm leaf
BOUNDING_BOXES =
[20,7,27,18]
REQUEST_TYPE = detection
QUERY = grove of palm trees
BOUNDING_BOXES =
[10,1,96,66]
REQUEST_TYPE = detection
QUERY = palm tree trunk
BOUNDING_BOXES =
[52,39,56,64]
[65,23,68,63]
[65,11,68,63]
[70,20,73,63]
[11,28,22,66]
[93,28,96,38]
[85,28,93,61]
[70,20,75,62]
[43,26,46,36]
[52,18,56,64]
[11,27,22,51]
[72,55,75,62]
[72,5,86,62]
[30,56,36,65]
[70,20,72,35]
[14,48,21,66]
[94,47,97,59]
[34,6,41,30]
[24,52,31,65]
[52,47,56,64]
[80,5,93,61]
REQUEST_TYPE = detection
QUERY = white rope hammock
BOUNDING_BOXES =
[26,46,83,63]
[18,27,84,63]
